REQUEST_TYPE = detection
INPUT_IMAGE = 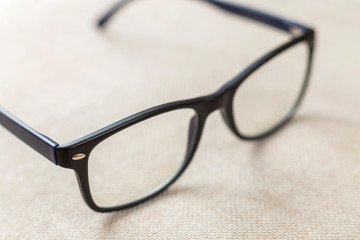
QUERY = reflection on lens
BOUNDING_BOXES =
[88,109,196,208]
[233,42,309,137]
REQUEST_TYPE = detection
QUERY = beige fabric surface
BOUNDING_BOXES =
[0,0,360,239]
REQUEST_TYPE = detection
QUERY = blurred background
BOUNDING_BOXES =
[0,0,359,239]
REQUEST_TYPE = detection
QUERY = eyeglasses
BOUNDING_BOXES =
[0,0,315,212]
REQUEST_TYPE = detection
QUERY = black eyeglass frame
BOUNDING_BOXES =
[0,0,315,212]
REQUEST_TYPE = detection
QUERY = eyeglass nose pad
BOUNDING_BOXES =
[220,107,239,136]
[187,115,198,150]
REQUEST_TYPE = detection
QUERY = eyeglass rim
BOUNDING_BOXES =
[55,31,314,212]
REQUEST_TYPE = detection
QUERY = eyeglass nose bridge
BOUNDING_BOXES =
[194,87,238,135]
[198,88,234,115]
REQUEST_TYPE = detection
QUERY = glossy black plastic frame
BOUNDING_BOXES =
[0,0,315,212]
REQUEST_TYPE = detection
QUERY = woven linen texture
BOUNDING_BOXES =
[0,0,359,239]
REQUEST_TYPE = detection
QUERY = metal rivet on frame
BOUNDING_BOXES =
[290,26,303,37]
[72,153,86,161]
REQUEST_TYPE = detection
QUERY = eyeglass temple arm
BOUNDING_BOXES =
[97,0,309,33]
[0,106,59,165]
